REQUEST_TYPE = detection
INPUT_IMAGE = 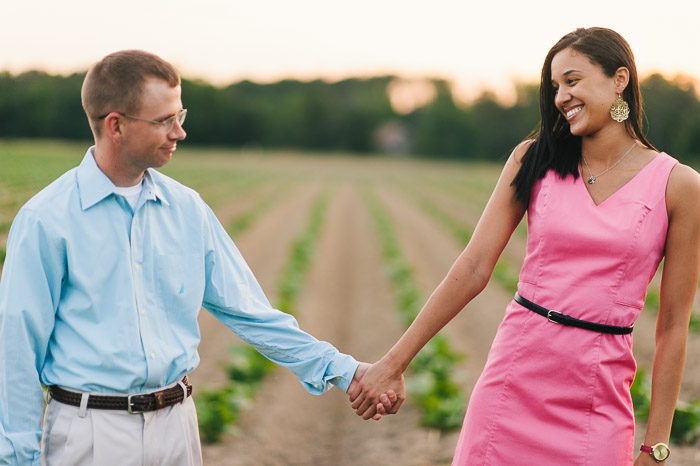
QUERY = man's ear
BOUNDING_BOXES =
[103,112,123,144]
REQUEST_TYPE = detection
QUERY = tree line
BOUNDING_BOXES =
[1,70,698,162]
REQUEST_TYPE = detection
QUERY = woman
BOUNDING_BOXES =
[349,27,700,465]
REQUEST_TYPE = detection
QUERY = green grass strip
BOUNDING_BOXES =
[363,187,466,431]
[196,191,330,443]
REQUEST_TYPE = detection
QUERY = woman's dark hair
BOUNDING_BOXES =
[511,27,655,206]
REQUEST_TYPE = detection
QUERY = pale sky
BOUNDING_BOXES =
[2,0,698,102]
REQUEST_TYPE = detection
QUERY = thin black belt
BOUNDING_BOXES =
[48,376,192,414]
[514,292,633,335]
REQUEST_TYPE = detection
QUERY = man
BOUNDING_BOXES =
[0,50,398,465]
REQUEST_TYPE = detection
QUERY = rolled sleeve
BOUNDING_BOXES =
[323,353,359,393]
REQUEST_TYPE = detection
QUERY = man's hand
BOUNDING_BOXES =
[347,359,405,420]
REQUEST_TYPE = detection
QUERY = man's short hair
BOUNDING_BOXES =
[81,50,180,137]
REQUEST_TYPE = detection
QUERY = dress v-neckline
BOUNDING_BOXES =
[578,153,661,207]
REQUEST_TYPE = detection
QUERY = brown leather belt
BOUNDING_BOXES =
[48,376,192,414]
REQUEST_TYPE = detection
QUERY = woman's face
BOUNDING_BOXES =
[550,47,620,137]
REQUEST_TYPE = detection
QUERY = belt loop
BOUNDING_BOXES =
[178,380,187,404]
[79,392,90,418]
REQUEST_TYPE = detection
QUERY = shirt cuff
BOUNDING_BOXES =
[326,353,359,393]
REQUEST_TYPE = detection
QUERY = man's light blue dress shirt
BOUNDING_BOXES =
[0,148,358,465]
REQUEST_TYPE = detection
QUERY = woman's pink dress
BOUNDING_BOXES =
[453,153,678,465]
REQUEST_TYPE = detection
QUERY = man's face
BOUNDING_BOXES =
[119,77,186,173]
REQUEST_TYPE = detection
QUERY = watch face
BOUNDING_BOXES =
[652,444,670,460]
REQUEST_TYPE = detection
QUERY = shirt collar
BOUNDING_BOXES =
[77,147,169,211]
[141,169,169,206]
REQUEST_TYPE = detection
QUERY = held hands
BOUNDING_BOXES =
[347,362,395,420]
[347,360,405,420]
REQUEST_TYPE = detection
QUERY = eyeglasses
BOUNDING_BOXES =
[98,109,187,133]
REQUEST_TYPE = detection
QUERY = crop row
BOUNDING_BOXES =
[363,187,466,430]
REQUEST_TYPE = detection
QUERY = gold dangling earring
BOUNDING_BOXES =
[610,94,630,122]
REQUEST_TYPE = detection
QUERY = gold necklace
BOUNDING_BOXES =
[581,142,636,185]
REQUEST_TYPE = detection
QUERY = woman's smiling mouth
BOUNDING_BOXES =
[566,106,582,120]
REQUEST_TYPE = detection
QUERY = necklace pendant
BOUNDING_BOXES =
[587,176,596,184]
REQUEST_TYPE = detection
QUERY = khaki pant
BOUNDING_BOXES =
[42,392,202,466]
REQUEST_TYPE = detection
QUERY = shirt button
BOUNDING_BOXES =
[140,310,145,316]
[134,264,141,271]
[150,353,156,359]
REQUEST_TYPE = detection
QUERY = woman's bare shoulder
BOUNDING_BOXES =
[510,139,535,165]
[667,162,700,215]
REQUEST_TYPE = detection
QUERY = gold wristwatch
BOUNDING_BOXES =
[640,443,670,462]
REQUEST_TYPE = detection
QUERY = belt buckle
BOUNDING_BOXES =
[547,309,562,324]
[127,394,144,414]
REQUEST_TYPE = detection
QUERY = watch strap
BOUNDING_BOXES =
[640,443,670,461]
